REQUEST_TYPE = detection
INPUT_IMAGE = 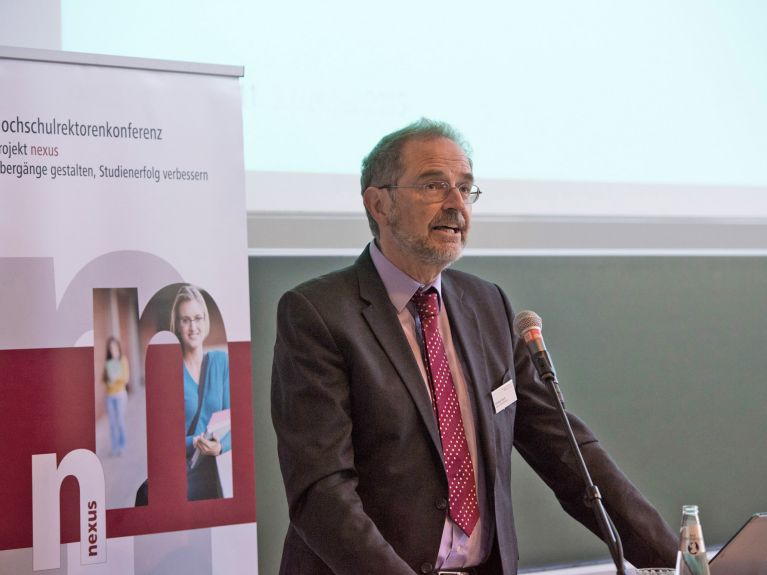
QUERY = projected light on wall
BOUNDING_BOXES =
[62,0,767,218]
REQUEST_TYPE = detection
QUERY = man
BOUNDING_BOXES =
[271,119,676,574]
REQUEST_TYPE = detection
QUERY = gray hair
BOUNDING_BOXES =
[360,118,472,238]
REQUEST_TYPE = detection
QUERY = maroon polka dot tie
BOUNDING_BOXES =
[412,288,479,536]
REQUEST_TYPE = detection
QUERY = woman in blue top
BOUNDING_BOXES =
[170,285,231,500]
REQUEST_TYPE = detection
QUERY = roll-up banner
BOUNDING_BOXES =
[0,47,257,574]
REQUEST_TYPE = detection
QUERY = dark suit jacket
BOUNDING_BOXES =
[271,246,676,575]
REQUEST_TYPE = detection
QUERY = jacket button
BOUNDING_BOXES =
[420,562,433,573]
[435,497,448,510]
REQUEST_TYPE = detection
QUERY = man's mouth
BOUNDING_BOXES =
[432,225,461,234]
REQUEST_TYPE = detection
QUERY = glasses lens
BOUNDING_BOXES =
[466,187,481,204]
[425,181,449,194]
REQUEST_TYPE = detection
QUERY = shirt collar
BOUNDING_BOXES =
[369,241,442,313]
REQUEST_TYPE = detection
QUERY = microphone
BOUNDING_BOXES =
[513,310,627,574]
[513,310,556,381]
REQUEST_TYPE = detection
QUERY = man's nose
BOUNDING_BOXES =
[442,185,467,208]
[444,190,473,218]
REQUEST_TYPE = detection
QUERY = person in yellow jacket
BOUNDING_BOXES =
[103,336,130,456]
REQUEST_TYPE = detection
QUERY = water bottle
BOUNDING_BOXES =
[675,505,710,575]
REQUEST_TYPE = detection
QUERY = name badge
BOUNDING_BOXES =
[492,379,517,414]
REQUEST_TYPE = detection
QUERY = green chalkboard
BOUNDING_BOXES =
[249,255,767,573]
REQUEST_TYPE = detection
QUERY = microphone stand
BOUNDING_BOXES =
[535,354,627,575]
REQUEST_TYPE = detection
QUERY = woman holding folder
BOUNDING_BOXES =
[170,284,231,501]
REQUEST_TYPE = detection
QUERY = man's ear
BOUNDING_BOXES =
[363,186,390,226]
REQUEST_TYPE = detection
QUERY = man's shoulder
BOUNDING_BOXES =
[283,247,377,299]
[275,258,376,329]
[443,267,503,296]
[288,261,360,298]
[276,258,373,320]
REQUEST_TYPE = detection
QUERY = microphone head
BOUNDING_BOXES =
[513,310,542,336]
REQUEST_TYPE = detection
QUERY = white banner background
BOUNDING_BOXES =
[0,49,257,574]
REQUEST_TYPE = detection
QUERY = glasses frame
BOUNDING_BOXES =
[378,180,482,204]
[179,314,206,327]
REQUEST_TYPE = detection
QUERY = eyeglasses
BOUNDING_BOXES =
[180,315,205,327]
[378,181,482,204]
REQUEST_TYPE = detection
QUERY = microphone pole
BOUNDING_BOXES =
[513,310,627,575]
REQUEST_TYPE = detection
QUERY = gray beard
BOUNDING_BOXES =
[387,210,465,269]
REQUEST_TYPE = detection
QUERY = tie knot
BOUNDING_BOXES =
[412,288,439,319]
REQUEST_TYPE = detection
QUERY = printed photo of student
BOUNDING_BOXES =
[170,284,232,501]
[93,287,147,510]
[103,336,130,456]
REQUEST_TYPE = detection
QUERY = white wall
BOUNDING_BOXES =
[0,0,60,50]
[4,0,767,254]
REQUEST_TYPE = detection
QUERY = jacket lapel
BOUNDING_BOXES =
[355,249,442,452]
[441,273,499,488]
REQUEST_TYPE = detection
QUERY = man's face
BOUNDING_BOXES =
[373,137,473,281]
